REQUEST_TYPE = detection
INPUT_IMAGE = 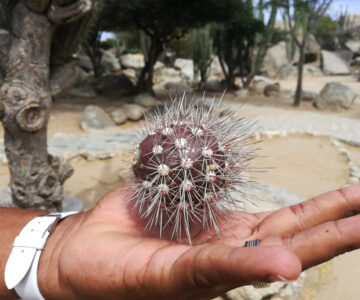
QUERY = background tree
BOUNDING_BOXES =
[281,0,332,106]
[213,0,278,90]
[0,0,91,210]
[98,0,239,95]
[213,0,265,89]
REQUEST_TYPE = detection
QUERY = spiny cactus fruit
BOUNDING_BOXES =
[130,95,257,243]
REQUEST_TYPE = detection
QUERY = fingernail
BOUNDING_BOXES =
[269,274,293,282]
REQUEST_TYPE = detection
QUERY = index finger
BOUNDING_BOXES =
[254,184,360,238]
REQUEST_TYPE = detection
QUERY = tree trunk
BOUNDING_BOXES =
[0,1,73,211]
[294,46,305,107]
[136,37,163,95]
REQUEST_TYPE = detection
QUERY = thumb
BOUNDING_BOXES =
[170,244,302,290]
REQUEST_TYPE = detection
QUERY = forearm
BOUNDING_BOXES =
[0,208,46,299]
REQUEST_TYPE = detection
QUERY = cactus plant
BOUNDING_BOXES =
[130,95,257,243]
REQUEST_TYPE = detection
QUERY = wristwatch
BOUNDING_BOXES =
[4,212,78,300]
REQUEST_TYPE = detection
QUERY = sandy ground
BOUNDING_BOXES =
[0,74,359,299]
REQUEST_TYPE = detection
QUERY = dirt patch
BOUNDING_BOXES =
[251,135,349,199]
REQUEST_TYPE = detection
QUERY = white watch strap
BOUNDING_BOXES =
[5,211,78,300]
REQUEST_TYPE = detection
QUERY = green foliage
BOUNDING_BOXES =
[271,28,289,45]
[190,26,213,83]
[100,38,117,50]
[315,16,336,39]
[98,0,240,41]
[213,0,265,88]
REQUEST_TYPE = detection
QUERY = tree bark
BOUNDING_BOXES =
[136,37,163,95]
[0,0,73,210]
[294,45,306,107]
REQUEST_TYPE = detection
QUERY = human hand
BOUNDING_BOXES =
[38,183,360,300]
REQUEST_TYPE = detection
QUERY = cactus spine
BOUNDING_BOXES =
[131,95,257,243]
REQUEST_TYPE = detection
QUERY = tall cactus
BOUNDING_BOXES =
[190,26,213,83]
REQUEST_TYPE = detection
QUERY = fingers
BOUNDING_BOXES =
[261,213,360,270]
[255,185,360,238]
[169,244,302,292]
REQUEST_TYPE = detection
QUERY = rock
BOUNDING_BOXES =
[264,83,280,97]
[345,39,360,55]
[304,65,323,76]
[134,93,158,108]
[305,34,321,62]
[250,76,275,93]
[209,55,225,77]
[314,82,359,111]
[110,108,127,125]
[122,104,144,121]
[203,79,224,92]
[100,49,121,72]
[174,58,194,81]
[51,62,90,98]
[353,57,360,66]
[96,74,134,95]
[275,64,297,79]
[301,90,317,101]
[276,64,323,79]
[120,53,145,69]
[76,55,93,72]
[164,82,192,93]
[154,61,165,70]
[68,84,96,98]
[122,68,136,79]
[235,89,248,98]
[264,41,298,74]
[154,67,183,89]
[321,50,351,75]
[80,105,116,131]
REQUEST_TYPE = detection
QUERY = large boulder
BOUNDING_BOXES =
[120,54,145,69]
[305,34,321,62]
[154,67,183,89]
[50,62,91,98]
[100,49,121,72]
[314,82,359,111]
[263,41,299,74]
[174,58,194,81]
[96,74,134,95]
[80,105,116,131]
[321,50,351,75]
[345,39,360,56]
[276,64,323,79]
[76,55,93,72]
[68,84,96,98]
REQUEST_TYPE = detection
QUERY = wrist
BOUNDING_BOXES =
[0,208,47,300]
[37,212,85,300]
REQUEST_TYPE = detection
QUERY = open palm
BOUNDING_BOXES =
[39,183,360,300]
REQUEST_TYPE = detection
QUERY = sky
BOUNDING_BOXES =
[328,0,360,18]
